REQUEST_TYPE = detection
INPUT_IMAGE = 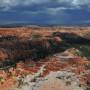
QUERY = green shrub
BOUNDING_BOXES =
[31,34,42,39]
[0,76,5,84]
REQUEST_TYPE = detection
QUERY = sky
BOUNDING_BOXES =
[0,0,90,25]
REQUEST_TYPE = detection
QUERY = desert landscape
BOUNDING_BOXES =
[0,26,89,90]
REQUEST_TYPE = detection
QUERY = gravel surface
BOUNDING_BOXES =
[11,71,85,90]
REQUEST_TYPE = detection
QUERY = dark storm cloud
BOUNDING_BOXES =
[0,0,90,25]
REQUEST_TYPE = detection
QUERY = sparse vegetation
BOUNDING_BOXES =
[0,27,89,90]
[31,33,43,40]
[0,76,5,84]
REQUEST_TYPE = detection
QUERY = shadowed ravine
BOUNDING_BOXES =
[0,31,90,69]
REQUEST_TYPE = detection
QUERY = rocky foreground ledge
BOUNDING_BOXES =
[12,71,85,90]
[3,48,89,90]
[0,49,90,90]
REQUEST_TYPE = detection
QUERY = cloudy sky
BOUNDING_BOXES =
[0,0,90,25]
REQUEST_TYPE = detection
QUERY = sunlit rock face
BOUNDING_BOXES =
[0,48,8,61]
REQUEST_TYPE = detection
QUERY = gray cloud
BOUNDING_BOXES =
[0,0,90,25]
[0,0,90,11]
[0,0,50,11]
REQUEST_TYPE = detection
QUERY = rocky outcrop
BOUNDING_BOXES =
[53,32,90,44]
[0,31,89,65]
[0,35,64,63]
